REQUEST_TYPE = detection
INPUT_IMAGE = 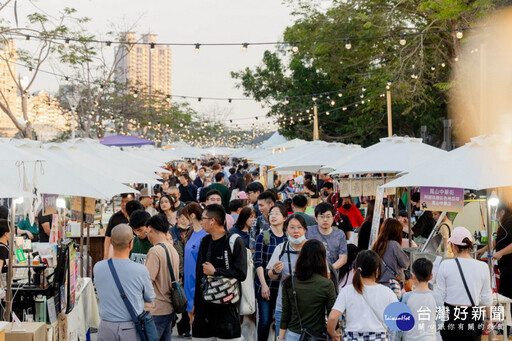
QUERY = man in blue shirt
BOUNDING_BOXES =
[94,224,155,341]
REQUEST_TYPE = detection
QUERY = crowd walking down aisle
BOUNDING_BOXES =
[85,159,512,341]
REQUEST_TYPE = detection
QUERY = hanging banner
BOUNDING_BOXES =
[350,179,362,197]
[362,179,374,196]
[42,194,58,216]
[339,180,350,197]
[420,186,464,213]
[369,186,385,247]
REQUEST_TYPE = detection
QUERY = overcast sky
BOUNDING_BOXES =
[10,0,296,129]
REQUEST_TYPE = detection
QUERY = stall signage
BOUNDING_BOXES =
[71,197,96,223]
[42,194,58,215]
[420,186,464,212]
[15,248,26,262]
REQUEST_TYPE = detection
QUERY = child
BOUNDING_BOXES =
[401,258,443,341]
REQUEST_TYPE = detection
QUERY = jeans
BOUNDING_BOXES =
[285,330,301,341]
[274,310,282,335]
[154,313,176,341]
[257,295,277,341]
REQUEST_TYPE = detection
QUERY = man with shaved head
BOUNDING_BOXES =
[94,224,156,341]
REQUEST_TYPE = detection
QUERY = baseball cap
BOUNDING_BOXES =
[139,188,154,198]
[237,191,249,200]
[448,226,473,246]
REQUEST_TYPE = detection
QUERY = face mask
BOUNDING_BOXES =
[342,204,352,210]
[288,234,306,245]
[322,190,329,197]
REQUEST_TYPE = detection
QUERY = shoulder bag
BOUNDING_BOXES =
[228,234,255,315]
[287,246,326,341]
[382,259,413,292]
[200,234,240,305]
[158,244,187,314]
[454,258,484,335]
[107,259,158,341]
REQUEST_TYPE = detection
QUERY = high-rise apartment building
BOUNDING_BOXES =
[0,40,68,140]
[115,32,172,96]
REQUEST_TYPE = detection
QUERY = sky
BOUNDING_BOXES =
[9,0,296,130]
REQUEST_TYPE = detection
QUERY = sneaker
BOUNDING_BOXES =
[179,332,192,339]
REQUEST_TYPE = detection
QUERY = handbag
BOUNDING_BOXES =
[454,258,484,335]
[228,234,255,315]
[287,247,327,341]
[107,259,158,341]
[382,259,412,292]
[158,244,187,314]
[201,235,240,305]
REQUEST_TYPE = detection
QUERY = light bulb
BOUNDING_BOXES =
[489,191,499,207]
[326,111,330,116]
[338,92,343,97]
[195,43,200,54]
[342,107,347,111]
[105,41,112,49]
[284,97,289,105]
[25,35,30,43]
[399,35,406,46]
[330,100,335,106]
[456,30,463,39]
[292,44,299,53]
[344,39,352,50]
[64,38,70,48]
[242,43,248,53]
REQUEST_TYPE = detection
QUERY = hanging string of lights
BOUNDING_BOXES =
[7,26,468,51]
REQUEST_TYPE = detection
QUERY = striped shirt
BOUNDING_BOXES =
[254,229,287,295]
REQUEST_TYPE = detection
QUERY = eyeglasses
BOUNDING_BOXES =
[317,214,334,220]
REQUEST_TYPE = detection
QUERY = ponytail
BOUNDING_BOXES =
[352,250,381,295]
[353,266,364,294]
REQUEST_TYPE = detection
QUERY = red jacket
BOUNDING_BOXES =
[338,204,364,228]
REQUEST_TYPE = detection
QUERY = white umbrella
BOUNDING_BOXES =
[382,135,512,190]
[330,136,447,175]
[272,143,363,173]
[0,141,44,162]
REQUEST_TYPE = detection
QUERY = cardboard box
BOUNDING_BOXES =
[5,322,46,341]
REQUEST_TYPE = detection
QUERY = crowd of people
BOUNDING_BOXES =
[83,159,512,341]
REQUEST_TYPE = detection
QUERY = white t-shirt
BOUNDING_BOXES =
[434,258,492,307]
[401,291,443,341]
[332,284,397,333]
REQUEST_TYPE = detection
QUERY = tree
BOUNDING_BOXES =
[232,0,496,146]
[0,6,89,139]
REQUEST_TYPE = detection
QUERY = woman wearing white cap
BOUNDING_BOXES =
[435,226,492,340]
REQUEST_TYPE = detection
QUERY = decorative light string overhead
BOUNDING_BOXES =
[7,26,470,51]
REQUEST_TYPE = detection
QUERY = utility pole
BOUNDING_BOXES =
[313,105,319,140]
[386,90,393,137]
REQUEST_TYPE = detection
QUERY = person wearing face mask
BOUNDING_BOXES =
[338,196,364,230]
[321,182,334,203]
[267,213,310,332]
[128,210,153,265]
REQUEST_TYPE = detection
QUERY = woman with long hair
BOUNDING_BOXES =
[278,240,336,341]
[181,202,207,327]
[158,194,177,226]
[267,213,308,332]
[435,226,492,340]
[254,204,287,341]
[371,218,409,294]
[327,250,397,341]
[229,206,256,249]
[357,200,375,251]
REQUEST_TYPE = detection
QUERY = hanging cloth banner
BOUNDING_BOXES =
[369,186,385,248]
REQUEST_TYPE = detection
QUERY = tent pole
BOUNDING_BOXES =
[407,187,412,247]
[80,197,85,278]
[4,201,15,321]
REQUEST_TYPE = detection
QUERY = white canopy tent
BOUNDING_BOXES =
[330,136,447,175]
[259,132,287,149]
[382,135,512,190]
[272,143,363,173]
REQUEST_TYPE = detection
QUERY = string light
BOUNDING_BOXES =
[150,42,155,49]
[195,43,201,54]
[64,38,70,48]
[338,92,343,97]
[198,97,202,102]
[284,97,289,105]
[456,30,463,39]
[242,43,248,53]
[228,99,232,104]
[399,35,406,46]
[344,39,352,50]
[291,42,299,53]
[330,100,335,106]
[105,41,112,49]
[25,35,30,43]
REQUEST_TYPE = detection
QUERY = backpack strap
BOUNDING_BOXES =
[454,258,475,306]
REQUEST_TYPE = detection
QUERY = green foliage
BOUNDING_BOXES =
[232,0,496,146]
